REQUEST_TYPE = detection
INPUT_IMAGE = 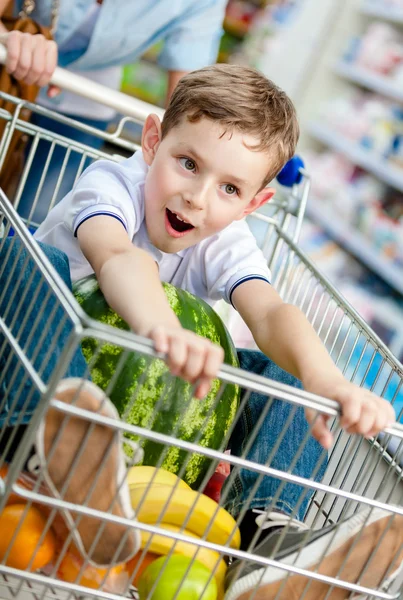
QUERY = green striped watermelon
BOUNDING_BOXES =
[73,275,240,489]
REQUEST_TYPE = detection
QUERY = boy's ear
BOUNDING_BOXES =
[141,114,162,165]
[237,187,276,219]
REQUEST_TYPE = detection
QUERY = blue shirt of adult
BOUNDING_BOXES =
[14,0,227,72]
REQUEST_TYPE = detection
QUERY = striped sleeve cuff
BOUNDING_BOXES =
[227,274,271,308]
[73,204,128,237]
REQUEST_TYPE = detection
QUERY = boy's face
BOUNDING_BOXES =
[142,115,275,254]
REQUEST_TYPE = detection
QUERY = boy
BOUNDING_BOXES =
[20,64,402,596]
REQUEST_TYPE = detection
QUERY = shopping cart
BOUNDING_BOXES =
[1,61,403,600]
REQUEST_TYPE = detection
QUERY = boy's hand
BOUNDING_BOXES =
[304,376,396,449]
[149,325,224,399]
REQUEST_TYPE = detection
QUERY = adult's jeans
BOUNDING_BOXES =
[0,239,326,521]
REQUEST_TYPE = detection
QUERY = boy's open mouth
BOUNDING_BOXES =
[166,208,195,233]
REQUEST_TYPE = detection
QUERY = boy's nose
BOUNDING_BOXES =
[184,191,206,210]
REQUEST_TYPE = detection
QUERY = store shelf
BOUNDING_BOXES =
[308,122,403,193]
[334,61,403,103]
[360,2,403,24]
[307,198,403,295]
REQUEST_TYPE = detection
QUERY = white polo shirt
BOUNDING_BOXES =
[34,151,271,307]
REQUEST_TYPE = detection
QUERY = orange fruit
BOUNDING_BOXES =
[126,551,160,587]
[57,550,127,590]
[0,503,56,571]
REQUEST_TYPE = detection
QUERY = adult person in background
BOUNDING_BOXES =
[0,0,228,220]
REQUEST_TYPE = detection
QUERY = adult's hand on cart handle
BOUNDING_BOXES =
[304,376,396,449]
[149,325,225,399]
[0,30,59,94]
[0,35,164,121]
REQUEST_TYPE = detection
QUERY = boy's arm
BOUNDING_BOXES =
[77,216,223,399]
[232,279,395,448]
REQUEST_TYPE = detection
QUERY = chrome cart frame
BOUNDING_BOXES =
[0,62,403,600]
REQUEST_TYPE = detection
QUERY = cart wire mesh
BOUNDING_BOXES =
[0,94,403,600]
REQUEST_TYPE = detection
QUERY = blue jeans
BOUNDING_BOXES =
[0,239,326,521]
[225,351,327,519]
[0,238,88,428]
[16,113,109,225]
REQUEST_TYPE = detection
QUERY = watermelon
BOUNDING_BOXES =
[73,275,240,489]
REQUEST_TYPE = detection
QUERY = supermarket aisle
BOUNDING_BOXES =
[235,0,403,368]
[298,0,403,366]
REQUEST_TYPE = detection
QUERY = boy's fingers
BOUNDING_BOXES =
[194,344,223,398]
[149,325,169,354]
[319,429,333,450]
[339,397,361,429]
[348,403,376,437]
[166,335,187,375]
[368,406,392,438]
[383,401,396,427]
[310,414,333,449]
[194,377,212,400]
[183,343,206,382]
[362,398,394,438]
[203,345,224,379]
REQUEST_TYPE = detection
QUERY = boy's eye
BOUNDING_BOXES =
[179,157,196,172]
[221,183,238,196]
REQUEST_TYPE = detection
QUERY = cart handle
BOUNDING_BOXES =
[0,42,164,122]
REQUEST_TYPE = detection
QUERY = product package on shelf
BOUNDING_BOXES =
[306,148,403,267]
[315,89,403,173]
[363,0,403,11]
[232,0,304,68]
[343,21,403,78]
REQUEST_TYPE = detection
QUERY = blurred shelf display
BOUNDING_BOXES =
[304,146,403,289]
[307,197,403,295]
[334,61,403,103]
[120,38,167,109]
[121,61,167,106]
[223,16,251,38]
[224,0,265,36]
[299,220,403,364]
[309,122,403,194]
[304,5,403,300]
[263,0,403,347]
[236,0,306,73]
[360,1,403,24]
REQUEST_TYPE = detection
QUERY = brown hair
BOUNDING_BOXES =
[161,64,299,186]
